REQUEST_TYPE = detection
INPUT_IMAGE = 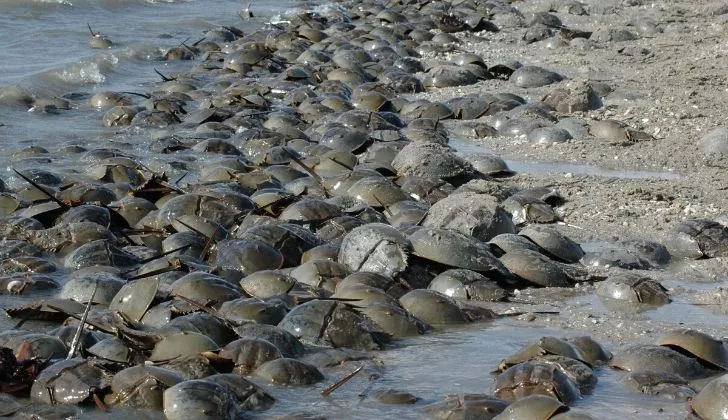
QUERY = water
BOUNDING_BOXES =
[451,138,681,180]
[260,320,686,419]
[0,0,303,169]
[0,0,296,89]
[0,2,717,419]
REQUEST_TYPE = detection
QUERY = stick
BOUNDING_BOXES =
[321,366,363,396]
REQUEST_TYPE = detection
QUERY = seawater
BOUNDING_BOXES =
[0,0,301,168]
[0,2,716,418]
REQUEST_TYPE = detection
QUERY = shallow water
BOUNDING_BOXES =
[258,320,686,419]
[0,2,722,419]
[0,0,302,170]
[451,138,681,180]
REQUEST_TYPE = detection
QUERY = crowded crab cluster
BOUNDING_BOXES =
[1,0,728,418]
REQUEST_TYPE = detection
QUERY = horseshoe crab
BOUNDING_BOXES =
[565,336,612,366]
[538,355,597,394]
[391,143,477,185]
[502,194,559,225]
[499,249,573,288]
[332,284,398,308]
[239,270,298,298]
[59,272,125,305]
[428,269,508,301]
[219,337,282,373]
[162,354,219,380]
[205,373,275,411]
[86,336,143,364]
[690,374,728,419]
[518,225,584,264]
[0,274,58,295]
[510,66,564,88]
[656,328,728,370]
[619,371,695,400]
[422,192,515,242]
[663,218,728,259]
[105,365,184,409]
[492,395,567,419]
[423,65,479,88]
[346,177,410,208]
[149,331,220,362]
[214,239,285,280]
[490,233,543,256]
[409,227,511,278]
[498,337,589,372]
[494,361,581,404]
[596,272,670,305]
[279,199,342,223]
[31,222,116,254]
[359,302,429,337]
[233,323,304,358]
[63,239,140,270]
[218,297,288,325]
[255,358,324,385]
[169,272,243,310]
[278,299,389,350]
[30,358,111,405]
[338,223,411,279]
[166,312,236,346]
[290,259,350,292]
[399,289,495,325]
[241,223,322,267]
[4,333,67,360]
[581,238,671,270]
[424,394,508,419]
[163,379,243,420]
[610,344,709,380]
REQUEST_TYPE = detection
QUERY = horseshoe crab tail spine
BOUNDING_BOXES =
[67,281,98,359]
[153,68,175,82]
[12,168,70,209]
[282,148,330,198]
[321,366,363,396]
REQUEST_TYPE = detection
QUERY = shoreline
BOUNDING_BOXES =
[0,0,727,417]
